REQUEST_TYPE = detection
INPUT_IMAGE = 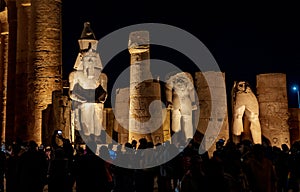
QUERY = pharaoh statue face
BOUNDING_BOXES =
[237,81,246,91]
[174,77,188,91]
[236,81,252,93]
[82,54,96,79]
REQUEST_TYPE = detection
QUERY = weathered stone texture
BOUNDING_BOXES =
[288,108,300,145]
[0,8,8,142]
[103,108,114,144]
[5,0,17,144]
[114,87,130,144]
[26,0,62,144]
[128,31,163,144]
[195,71,228,156]
[42,91,71,146]
[257,73,290,148]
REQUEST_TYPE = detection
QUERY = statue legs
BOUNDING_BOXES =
[79,103,104,136]
[245,109,262,144]
[171,109,193,141]
[171,109,181,133]
[181,115,193,140]
[74,108,81,131]
[232,105,245,136]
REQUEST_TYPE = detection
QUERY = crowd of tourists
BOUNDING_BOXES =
[0,133,299,192]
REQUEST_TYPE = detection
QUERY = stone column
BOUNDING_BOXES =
[256,73,290,148]
[195,71,228,156]
[14,0,31,141]
[5,0,17,144]
[128,31,163,144]
[27,0,62,144]
[0,8,8,142]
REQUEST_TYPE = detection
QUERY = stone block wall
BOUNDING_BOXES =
[256,73,290,148]
[195,71,229,156]
[288,108,300,145]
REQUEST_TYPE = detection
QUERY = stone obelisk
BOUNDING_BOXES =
[128,31,163,144]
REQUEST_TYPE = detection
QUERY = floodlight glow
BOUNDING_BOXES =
[293,86,297,91]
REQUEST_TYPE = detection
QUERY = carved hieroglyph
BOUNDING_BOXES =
[231,81,262,144]
[165,72,197,142]
[256,73,290,147]
[195,71,228,155]
[128,31,164,144]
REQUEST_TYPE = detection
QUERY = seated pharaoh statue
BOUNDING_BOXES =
[231,81,262,144]
[69,47,107,141]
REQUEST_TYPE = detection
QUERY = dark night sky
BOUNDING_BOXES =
[61,2,300,108]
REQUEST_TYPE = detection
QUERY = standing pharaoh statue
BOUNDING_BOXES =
[68,22,107,142]
[231,81,262,144]
[165,72,197,142]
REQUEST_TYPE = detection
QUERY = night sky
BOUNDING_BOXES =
[61,2,300,108]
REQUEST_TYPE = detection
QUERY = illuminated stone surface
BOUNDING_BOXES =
[257,73,290,147]
[195,71,229,156]
[165,72,197,141]
[0,7,8,142]
[231,80,262,144]
[0,4,297,152]
[27,0,62,144]
[69,22,107,141]
[128,31,163,145]
[114,87,130,144]
[288,108,300,145]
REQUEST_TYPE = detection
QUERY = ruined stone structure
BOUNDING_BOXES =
[195,71,229,155]
[289,108,300,145]
[114,87,130,144]
[257,73,290,148]
[0,0,62,144]
[0,1,299,151]
[128,31,164,145]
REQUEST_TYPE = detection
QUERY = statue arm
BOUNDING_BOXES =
[68,72,87,103]
[189,87,197,110]
[95,73,108,103]
[165,83,173,109]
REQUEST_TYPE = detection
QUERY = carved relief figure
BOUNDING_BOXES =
[165,72,197,141]
[69,48,107,138]
[231,81,262,144]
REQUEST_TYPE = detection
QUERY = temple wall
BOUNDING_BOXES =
[288,108,300,145]
[114,87,130,144]
[195,71,229,156]
[256,73,290,148]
